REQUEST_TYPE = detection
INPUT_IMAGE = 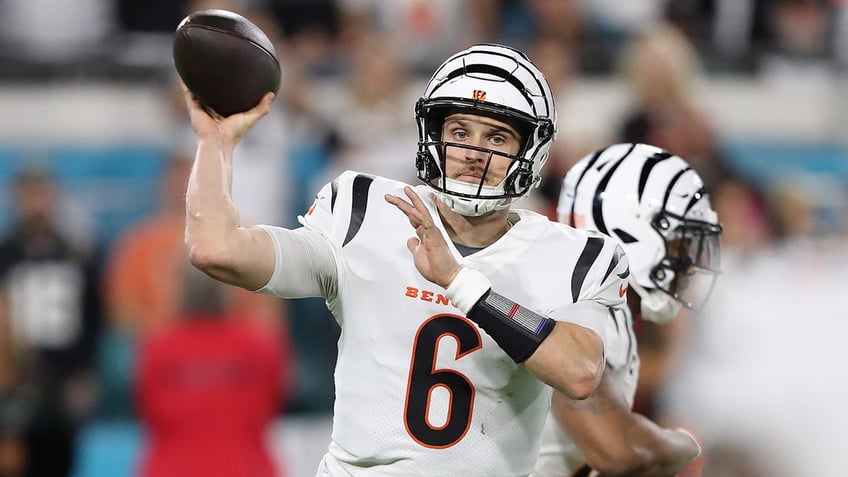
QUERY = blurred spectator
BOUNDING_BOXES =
[584,0,665,40]
[269,0,340,78]
[311,32,420,184]
[0,0,114,63]
[0,167,103,477]
[103,155,283,335]
[121,0,273,34]
[99,155,286,418]
[835,0,848,69]
[616,21,731,190]
[766,171,848,243]
[498,0,616,74]
[102,157,193,335]
[710,177,774,254]
[664,0,771,72]
[0,383,33,477]
[336,0,499,74]
[117,0,191,33]
[759,0,835,80]
[526,34,626,217]
[134,260,290,477]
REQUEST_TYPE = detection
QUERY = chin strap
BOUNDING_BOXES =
[437,178,511,217]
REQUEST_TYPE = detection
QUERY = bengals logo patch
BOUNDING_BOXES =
[472,89,486,101]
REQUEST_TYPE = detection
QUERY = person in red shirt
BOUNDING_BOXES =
[134,261,290,477]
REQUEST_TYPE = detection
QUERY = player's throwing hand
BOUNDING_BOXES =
[181,80,274,148]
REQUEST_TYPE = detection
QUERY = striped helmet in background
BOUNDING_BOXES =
[558,143,723,322]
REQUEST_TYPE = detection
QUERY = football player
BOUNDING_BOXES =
[533,143,722,476]
[182,44,629,476]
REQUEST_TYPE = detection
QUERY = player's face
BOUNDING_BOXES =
[441,113,522,186]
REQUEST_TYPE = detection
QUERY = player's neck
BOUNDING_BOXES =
[436,200,511,248]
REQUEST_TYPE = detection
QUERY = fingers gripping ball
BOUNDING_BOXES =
[173,9,280,117]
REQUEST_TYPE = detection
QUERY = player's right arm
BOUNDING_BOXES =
[182,86,277,290]
[551,371,701,477]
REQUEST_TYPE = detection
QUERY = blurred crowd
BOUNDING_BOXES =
[0,1,847,476]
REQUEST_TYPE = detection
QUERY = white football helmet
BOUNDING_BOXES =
[416,43,557,216]
[558,143,722,320]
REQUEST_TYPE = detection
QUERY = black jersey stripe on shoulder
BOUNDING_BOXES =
[592,143,636,235]
[571,235,605,303]
[625,312,635,365]
[601,246,627,283]
[330,179,339,213]
[342,174,375,247]
[608,307,620,333]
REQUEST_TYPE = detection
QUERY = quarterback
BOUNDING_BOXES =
[182,44,629,476]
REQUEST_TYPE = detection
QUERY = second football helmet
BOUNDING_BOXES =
[558,143,722,321]
[415,43,557,216]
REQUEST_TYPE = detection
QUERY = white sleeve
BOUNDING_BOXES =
[549,300,608,350]
[254,225,339,299]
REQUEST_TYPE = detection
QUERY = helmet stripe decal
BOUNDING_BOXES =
[330,178,339,213]
[592,144,637,235]
[568,146,609,226]
[661,167,691,210]
[571,236,604,303]
[684,187,707,214]
[442,64,534,111]
[342,174,375,247]
[637,150,673,202]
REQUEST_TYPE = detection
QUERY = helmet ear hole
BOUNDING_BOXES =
[539,121,555,141]
[516,171,533,190]
[415,152,432,180]
[653,214,671,231]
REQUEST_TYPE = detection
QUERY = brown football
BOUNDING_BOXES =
[173,9,280,117]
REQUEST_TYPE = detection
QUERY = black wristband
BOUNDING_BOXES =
[466,289,556,363]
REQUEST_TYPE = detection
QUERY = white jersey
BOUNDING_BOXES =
[533,295,640,477]
[259,171,628,477]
